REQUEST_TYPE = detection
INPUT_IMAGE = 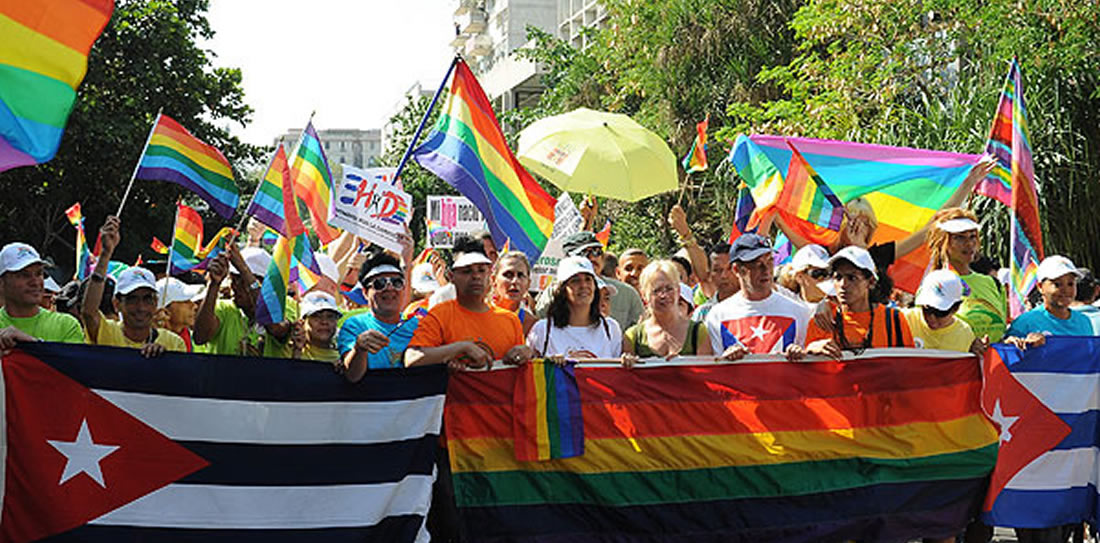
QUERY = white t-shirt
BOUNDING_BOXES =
[705,291,813,354]
[526,317,623,359]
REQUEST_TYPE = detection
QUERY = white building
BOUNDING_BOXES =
[382,81,436,156]
[273,128,382,169]
[558,0,607,50]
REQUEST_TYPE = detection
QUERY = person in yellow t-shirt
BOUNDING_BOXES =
[903,269,981,354]
[81,216,184,357]
[292,291,342,364]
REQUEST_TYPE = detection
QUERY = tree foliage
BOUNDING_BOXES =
[0,0,262,277]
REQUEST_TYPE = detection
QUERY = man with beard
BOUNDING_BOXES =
[337,253,417,381]
[0,242,83,351]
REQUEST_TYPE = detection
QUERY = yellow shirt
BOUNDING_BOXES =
[902,308,975,353]
[90,316,187,352]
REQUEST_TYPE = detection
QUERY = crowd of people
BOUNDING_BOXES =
[1,164,1099,541]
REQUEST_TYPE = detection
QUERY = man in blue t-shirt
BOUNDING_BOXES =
[1006,255,1094,343]
[336,253,418,382]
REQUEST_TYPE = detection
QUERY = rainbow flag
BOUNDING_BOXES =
[64,202,93,280]
[255,235,292,325]
[730,135,984,293]
[681,115,708,174]
[150,236,169,254]
[513,361,584,462]
[446,352,998,541]
[168,202,233,274]
[246,145,306,238]
[289,232,322,292]
[986,60,1042,318]
[136,114,240,219]
[0,0,114,172]
[774,141,845,231]
[289,122,341,244]
[413,59,557,265]
[726,183,757,243]
[595,220,611,247]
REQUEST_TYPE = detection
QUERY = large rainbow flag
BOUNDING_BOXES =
[289,122,341,245]
[245,144,305,238]
[985,60,1042,317]
[730,135,984,292]
[0,0,114,172]
[412,59,556,265]
[135,114,240,219]
[446,352,998,541]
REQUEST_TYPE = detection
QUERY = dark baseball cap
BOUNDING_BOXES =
[729,233,773,263]
[562,231,603,256]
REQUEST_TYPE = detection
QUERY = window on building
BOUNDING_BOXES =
[340,141,346,150]
[325,141,330,149]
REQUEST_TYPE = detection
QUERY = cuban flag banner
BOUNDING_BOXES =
[982,336,1100,527]
[0,343,445,542]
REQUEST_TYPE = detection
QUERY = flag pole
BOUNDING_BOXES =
[284,111,317,236]
[165,198,182,277]
[235,143,285,235]
[117,108,164,217]
[392,56,460,184]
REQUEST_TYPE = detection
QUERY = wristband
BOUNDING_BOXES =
[248,280,261,291]
[90,272,106,282]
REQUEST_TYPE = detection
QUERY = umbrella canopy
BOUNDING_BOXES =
[517,108,679,202]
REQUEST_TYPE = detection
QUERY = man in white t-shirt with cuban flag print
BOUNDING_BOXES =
[704,233,812,361]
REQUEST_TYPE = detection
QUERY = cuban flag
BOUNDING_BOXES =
[718,316,798,354]
[0,343,445,542]
[981,337,1100,527]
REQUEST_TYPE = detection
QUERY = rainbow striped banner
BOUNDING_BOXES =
[681,116,708,174]
[0,0,114,172]
[986,60,1042,318]
[413,59,557,265]
[774,140,845,231]
[246,145,305,238]
[255,235,292,325]
[512,361,584,462]
[290,122,341,244]
[136,114,240,219]
[730,135,983,293]
[63,202,93,280]
[446,352,998,541]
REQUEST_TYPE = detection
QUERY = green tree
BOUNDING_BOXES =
[0,0,263,277]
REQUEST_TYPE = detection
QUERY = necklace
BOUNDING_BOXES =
[835,304,875,355]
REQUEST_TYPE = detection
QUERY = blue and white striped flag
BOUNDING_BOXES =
[0,343,445,542]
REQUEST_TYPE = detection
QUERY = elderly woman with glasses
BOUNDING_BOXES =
[623,260,713,359]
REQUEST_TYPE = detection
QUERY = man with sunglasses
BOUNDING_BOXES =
[82,216,185,357]
[535,231,645,329]
[0,242,84,352]
[337,253,417,382]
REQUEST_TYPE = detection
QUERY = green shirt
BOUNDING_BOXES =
[0,307,84,344]
[199,299,297,358]
[956,272,1008,343]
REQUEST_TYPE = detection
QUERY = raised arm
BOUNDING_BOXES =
[192,252,228,345]
[669,205,710,283]
[81,216,120,343]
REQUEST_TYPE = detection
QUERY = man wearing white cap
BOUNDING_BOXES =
[406,250,532,369]
[903,270,980,354]
[1005,255,1094,341]
[194,245,296,357]
[293,291,343,363]
[337,253,418,382]
[40,276,62,311]
[82,216,185,356]
[155,277,204,352]
[0,242,84,351]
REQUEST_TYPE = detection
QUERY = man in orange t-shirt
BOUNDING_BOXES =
[406,252,534,369]
[806,246,913,357]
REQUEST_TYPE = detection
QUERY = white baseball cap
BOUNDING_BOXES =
[231,247,272,276]
[556,256,596,284]
[936,218,980,233]
[411,262,441,294]
[0,242,45,275]
[596,276,617,296]
[452,252,493,270]
[116,267,158,296]
[43,276,62,293]
[791,244,830,272]
[156,277,204,308]
[915,269,969,311]
[301,291,343,318]
[362,263,403,285]
[1036,255,1083,283]
[828,246,878,280]
[679,283,694,307]
[315,253,340,283]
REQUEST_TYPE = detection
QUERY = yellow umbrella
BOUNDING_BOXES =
[516,108,679,202]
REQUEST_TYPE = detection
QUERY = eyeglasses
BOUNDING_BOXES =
[582,247,604,258]
[368,276,405,291]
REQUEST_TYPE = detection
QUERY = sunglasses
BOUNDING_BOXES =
[582,247,604,258]
[808,268,830,280]
[368,276,405,291]
[923,306,955,319]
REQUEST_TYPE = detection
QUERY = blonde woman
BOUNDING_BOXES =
[623,260,713,358]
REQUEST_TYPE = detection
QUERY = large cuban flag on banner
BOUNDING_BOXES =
[982,337,1100,527]
[0,343,445,542]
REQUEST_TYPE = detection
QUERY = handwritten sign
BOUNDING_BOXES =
[329,165,410,253]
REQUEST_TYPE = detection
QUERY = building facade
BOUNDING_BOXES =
[273,128,383,169]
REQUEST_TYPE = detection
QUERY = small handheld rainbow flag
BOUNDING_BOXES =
[595,219,611,247]
[289,121,341,244]
[150,237,169,255]
[726,183,757,243]
[255,235,292,325]
[245,145,306,238]
[512,361,584,462]
[168,202,234,274]
[681,115,709,174]
[64,202,94,280]
[0,0,115,172]
[774,140,845,231]
[135,114,240,219]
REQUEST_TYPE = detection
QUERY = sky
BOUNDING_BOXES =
[204,0,456,146]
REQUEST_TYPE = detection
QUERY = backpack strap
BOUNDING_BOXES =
[541,321,552,356]
[688,321,700,354]
[892,307,904,347]
[884,307,894,348]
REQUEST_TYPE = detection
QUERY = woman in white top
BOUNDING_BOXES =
[527,256,636,366]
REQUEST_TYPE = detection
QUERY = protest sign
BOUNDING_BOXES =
[552,192,583,239]
[426,195,487,248]
[329,165,410,253]
[531,193,582,291]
